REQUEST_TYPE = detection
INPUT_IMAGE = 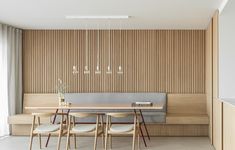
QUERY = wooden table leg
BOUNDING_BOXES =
[134,109,147,147]
[139,109,150,140]
[45,109,59,147]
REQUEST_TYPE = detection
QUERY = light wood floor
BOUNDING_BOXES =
[0,136,214,150]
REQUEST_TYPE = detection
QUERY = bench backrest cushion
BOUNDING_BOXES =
[65,93,167,123]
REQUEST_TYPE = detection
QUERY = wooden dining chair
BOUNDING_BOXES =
[29,113,67,150]
[105,113,140,150]
[66,112,105,150]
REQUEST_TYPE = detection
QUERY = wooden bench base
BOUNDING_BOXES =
[9,114,208,136]
[10,124,208,136]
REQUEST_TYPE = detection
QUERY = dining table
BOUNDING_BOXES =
[25,103,164,147]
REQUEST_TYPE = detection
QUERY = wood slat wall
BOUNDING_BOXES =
[23,30,205,93]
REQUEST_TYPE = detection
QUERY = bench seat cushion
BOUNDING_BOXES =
[8,114,50,125]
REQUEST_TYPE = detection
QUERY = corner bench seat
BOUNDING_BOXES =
[8,93,209,136]
[9,113,209,125]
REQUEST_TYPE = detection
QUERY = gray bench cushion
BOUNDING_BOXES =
[65,93,167,123]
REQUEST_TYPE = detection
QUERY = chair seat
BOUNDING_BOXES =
[34,124,60,133]
[72,124,96,133]
[110,124,134,133]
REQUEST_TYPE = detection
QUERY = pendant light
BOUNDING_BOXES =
[117,22,123,74]
[84,25,90,74]
[106,24,112,74]
[72,29,79,75]
[95,27,101,74]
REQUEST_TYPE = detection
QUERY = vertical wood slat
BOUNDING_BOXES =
[22,30,205,93]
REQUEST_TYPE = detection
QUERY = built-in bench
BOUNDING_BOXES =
[8,93,208,136]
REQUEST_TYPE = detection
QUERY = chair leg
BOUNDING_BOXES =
[94,133,98,150]
[74,134,77,149]
[109,135,112,149]
[102,133,105,148]
[29,134,34,150]
[66,133,70,150]
[132,131,136,150]
[69,136,71,149]
[138,131,140,150]
[38,134,42,149]
[105,133,108,150]
[57,131,62,150]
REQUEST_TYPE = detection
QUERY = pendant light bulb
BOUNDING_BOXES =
[95,65,101,74]
[106,65,112,74]
[84,65,90,74]
[72,65,79,74]
[117,65,123,74]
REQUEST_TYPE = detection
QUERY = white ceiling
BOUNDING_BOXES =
[0,0,224,29]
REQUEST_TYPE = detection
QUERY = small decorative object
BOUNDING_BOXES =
[56,78,66,106]
[132,101,153,107]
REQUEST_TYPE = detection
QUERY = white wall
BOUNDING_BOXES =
[219,0,235,98]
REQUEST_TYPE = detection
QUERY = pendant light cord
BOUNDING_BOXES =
[97,28,99,67]
[86,25,88,69]
[74,29,76,67]
[119,21,122,66]
[109,24,111,69]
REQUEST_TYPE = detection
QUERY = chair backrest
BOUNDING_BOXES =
[69,112,99,118]
[106,112,136,118]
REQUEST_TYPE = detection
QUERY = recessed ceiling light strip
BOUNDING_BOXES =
[66,16,129,19]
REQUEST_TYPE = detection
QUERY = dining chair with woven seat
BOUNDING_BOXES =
[29,113,67,150]
[66,112,105,150]
[105,112,140,150]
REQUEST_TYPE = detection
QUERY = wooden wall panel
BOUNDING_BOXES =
[211,11,223,150]
[23,30,205,93]
[223,103,235,150]
[206,21,213,143]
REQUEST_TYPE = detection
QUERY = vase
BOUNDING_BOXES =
[58,93,65,106]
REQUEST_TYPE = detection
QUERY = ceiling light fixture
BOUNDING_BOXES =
[66,16,130,19]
